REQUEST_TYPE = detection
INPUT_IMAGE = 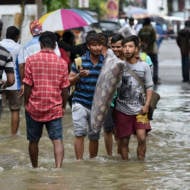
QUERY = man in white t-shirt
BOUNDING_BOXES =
[0,26,22,135]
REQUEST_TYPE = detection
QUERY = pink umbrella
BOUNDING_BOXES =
[39,8,97,32]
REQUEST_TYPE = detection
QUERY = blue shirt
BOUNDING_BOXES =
[71,51,104,109]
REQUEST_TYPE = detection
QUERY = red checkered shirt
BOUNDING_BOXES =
[23,49,70,122]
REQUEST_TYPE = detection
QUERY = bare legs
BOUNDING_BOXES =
[52,139,64,168]
[118,129,147,160]
[89,139,98,158]
[119,137,130,160]
[136,129,146,160]
[74,136,99,160]
[104,131,113,156]
[29,139,64,168]
[29,141,39,168]
[11,110,20,135]
[74,136,84,160]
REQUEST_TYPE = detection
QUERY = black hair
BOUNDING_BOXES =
[6,26,20,40]
[143,17,151,26]
[111,33,124,44]
[185,20,190,27]
[62,31,75,46]
[122,35,139,47]
[97,32,108,46]
[129,17,134,22]
[85,30,98,45]
[39,31,56,49]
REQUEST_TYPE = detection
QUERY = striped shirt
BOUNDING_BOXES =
[23,49,70,122]
[0,45,14,81]
[0,39,22,90]
[72,51,104,109]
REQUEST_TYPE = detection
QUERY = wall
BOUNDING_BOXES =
[0,4,37,44]
[147,0,168,16]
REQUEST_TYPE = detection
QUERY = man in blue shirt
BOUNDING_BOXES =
[69,31,104,160]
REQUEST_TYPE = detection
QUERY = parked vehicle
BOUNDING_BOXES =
[92,20,121,33]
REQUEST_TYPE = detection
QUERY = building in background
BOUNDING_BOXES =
[167,0,190,19]
[0,0,44,44]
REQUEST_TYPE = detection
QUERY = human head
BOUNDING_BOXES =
[111,33,124,59]
[85,31,103,56]
[122,35,139,61]
[39,31,56,50]
[30,20,42,36]
[6,26,20,42]
[97,32,108,47]
[185,20,190,27]
[97,32,109,56]
[143,17,151,26]
[85,30,97,45]
[129,17,134,26]
[62,31,75,46]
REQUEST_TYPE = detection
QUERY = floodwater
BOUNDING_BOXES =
[0,40,190,190]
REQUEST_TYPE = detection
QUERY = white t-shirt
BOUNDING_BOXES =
[0,39,22,90]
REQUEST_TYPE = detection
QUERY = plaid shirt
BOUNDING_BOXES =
[23,49,70,122]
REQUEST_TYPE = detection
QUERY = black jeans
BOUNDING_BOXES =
[181,55,190,81]
[148,53,159,84]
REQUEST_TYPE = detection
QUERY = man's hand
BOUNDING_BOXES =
[19,84,24,97]
[141,104,149,114]
[0,80,7,89]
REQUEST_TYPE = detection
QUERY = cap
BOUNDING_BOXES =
[30,20,42,36]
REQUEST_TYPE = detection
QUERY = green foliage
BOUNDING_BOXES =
[89,0,107,18]
[43,0,70,12]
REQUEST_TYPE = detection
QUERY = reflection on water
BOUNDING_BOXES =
[0,82,190,190]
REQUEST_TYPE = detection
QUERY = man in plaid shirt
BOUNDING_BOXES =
[23,31,70,168]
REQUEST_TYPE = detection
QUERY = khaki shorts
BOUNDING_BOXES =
[72,103,100,140]
[5,90,23,111]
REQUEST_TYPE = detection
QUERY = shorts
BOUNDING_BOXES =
[72,103,100,140]
[25,111,63,141]
[114,110,151,139]
[5,90,22,111]
[103,107,115,133]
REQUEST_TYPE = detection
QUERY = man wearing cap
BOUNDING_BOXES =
[18,20,43,96]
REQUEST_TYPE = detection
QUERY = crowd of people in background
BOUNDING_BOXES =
[0,16,189,168]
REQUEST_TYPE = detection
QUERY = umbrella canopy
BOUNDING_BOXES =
[124,6,149,19]
[39,9,97,32]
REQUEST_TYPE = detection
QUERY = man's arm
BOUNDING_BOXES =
[141,89,152,114]
[69,71,81,86]
[24,83,32,105]
[19,63,25,82]
[61,87,69,110]
[5,72,15,87]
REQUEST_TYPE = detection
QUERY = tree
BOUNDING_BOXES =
[43,0,70,12]
[35,0,43,18]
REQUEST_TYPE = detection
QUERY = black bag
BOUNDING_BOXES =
[127,68,160,120]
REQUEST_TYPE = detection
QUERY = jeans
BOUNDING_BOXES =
[181,55,190,81]
[148,53,159,84]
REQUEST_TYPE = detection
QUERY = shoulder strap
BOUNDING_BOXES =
[127,67,145,90]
